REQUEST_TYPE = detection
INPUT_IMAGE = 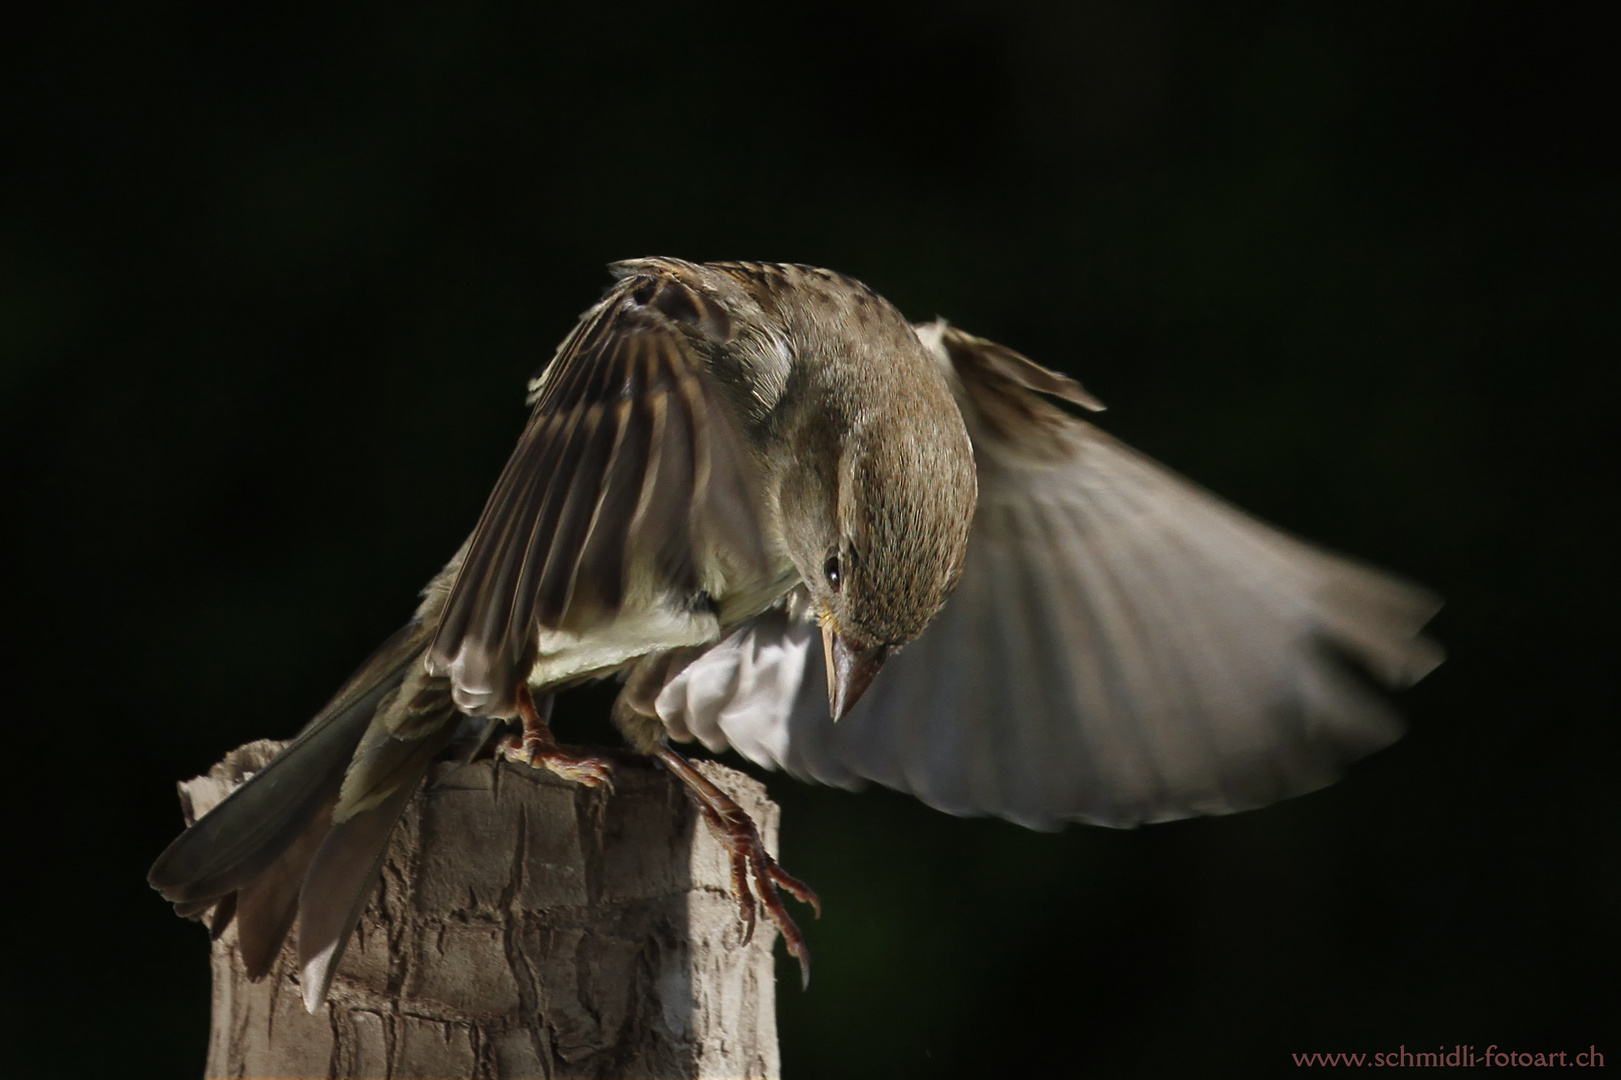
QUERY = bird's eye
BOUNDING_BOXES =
[823,553,842,592]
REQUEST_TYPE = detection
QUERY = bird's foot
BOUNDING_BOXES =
[497,736,616,789]
[500,686,616,791]
[654,744,821,988]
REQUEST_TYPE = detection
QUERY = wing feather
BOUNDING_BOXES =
[654,323,1440,828]
[429,270,770,715]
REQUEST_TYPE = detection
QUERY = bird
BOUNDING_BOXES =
[149,257,1442,1013]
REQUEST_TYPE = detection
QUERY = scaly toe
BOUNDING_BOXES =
[496,735,533,766]
[766,861,822,919]
[537,751,616,790]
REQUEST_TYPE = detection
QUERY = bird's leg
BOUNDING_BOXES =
[498,685,615,789]
[653,743,821,988]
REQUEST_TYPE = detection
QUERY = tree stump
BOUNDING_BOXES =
[176,740,782,1079]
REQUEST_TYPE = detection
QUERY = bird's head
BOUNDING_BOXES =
[779,396,977,721]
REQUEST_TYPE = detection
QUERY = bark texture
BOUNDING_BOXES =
[177,740,781,1080]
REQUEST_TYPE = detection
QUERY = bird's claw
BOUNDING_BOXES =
[499,686,617,791]
[672,758,820,990]
[497,734,616,791]
[706,803,817,987]
[539,752,615,791]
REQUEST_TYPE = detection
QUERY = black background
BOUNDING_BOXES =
[4,2,1615,1076]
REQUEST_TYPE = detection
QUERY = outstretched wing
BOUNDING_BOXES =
[657,323,1441,829]
[429,264,771,716]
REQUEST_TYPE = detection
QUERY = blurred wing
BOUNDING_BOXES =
[429,267,770,715]
[658,323,1441,829]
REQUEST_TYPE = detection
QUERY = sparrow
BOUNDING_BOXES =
[149,258,1441,1012]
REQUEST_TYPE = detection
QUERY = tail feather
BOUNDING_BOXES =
[233,788,339,980]
[147,702,375,906]
[149,622,430,905]
[297,740,446,1012]
[301,667,459,1010]
[148,619,449,1005]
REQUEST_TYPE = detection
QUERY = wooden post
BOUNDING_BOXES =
[177,740,781,1080]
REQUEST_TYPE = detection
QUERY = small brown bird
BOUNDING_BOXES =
[149,258,1441,1011]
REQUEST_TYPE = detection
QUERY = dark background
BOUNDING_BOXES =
[4,2,1615,1076]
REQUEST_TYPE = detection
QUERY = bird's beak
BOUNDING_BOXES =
[821,624,889,722]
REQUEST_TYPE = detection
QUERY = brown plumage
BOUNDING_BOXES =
[150,258,1439,1010]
